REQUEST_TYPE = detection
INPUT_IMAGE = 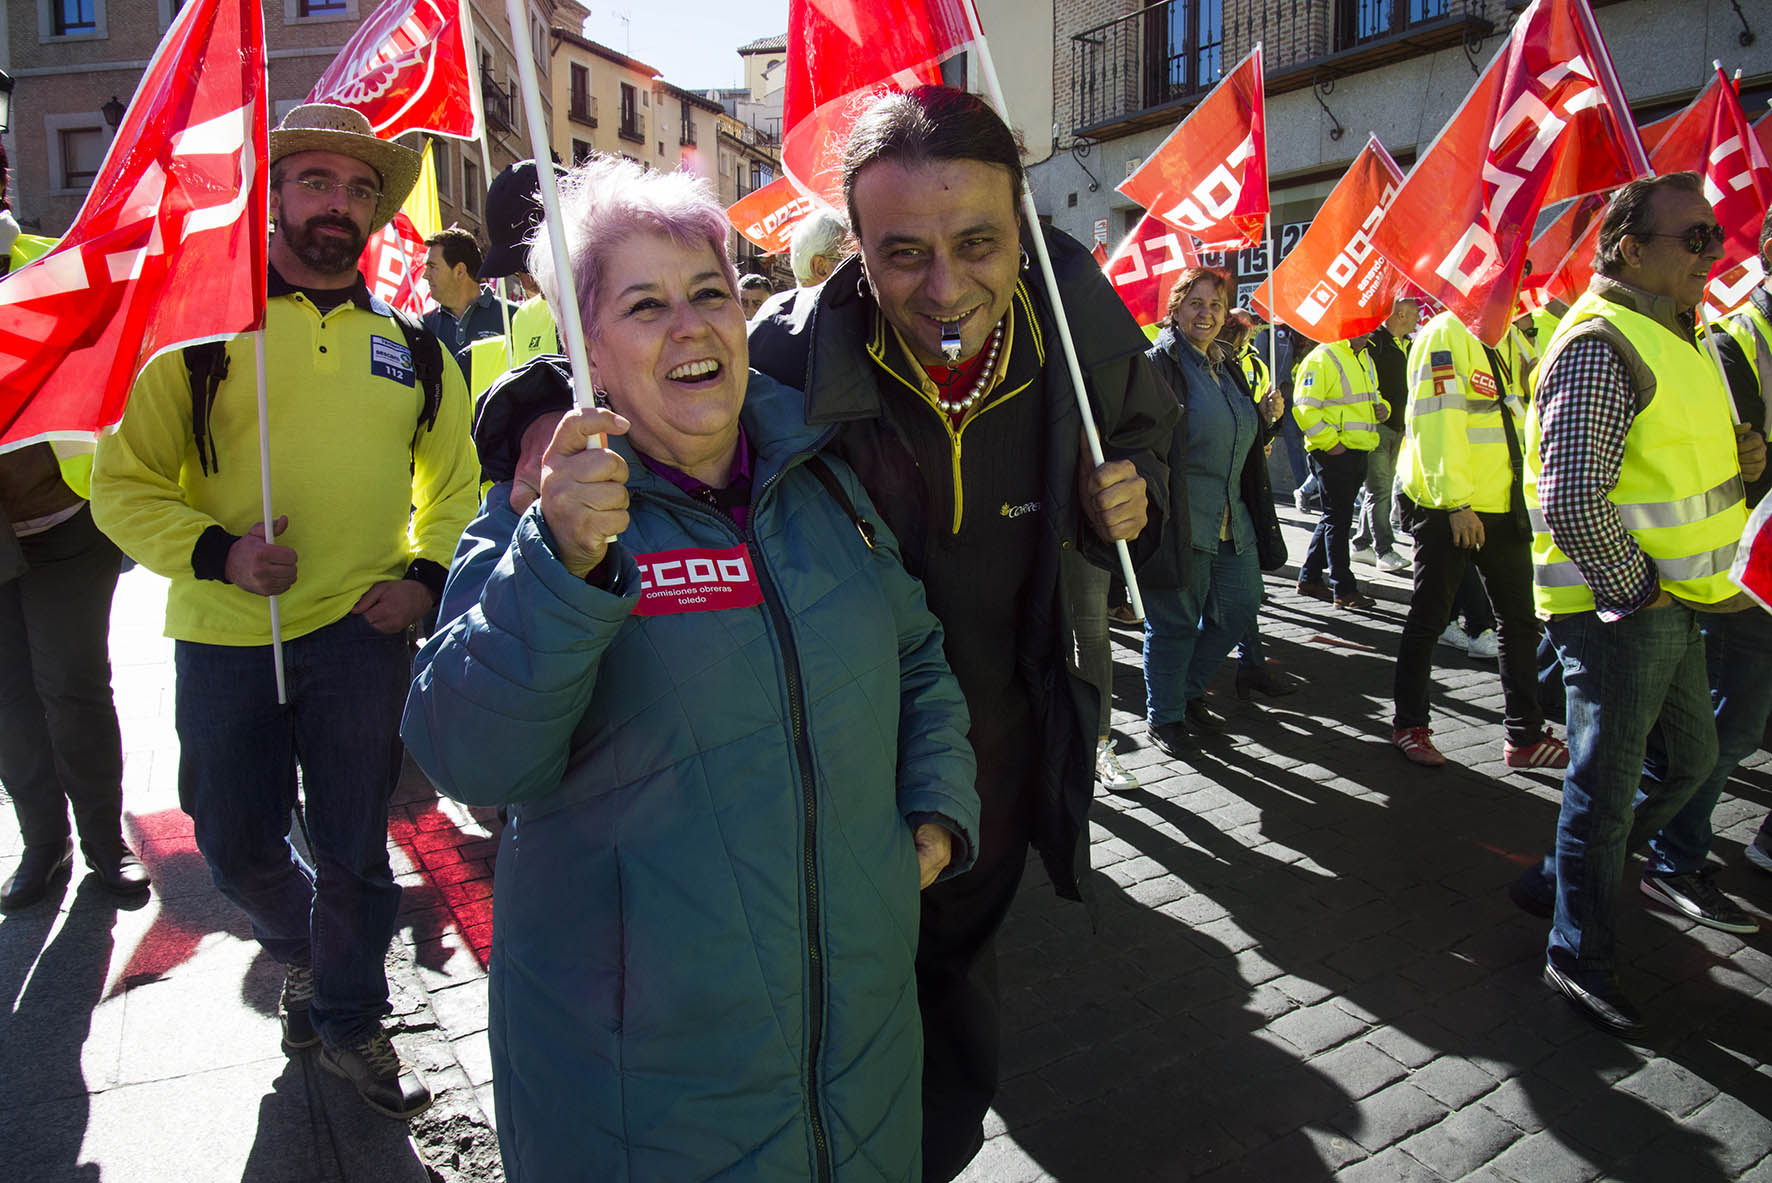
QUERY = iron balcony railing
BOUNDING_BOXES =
[1069,0,1494,138]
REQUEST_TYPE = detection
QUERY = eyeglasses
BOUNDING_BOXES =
[283,177,382,205]
[1633,223,1727,255]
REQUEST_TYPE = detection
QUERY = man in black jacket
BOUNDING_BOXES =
[748,86,1183,1182]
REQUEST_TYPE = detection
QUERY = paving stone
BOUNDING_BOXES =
[1334,1146,1450,1182]
[1397,1104,1523,1180]
[1615,1055,1723,1117]
[1309,1040,1408,1101]
[1681,1094,1772,1175]
[1366,1024,1445,1071]
[1408,1055,1501,1108]
[1477,1075,1576,1135]
[1268,1000,1369,1056]
[1485,1131,1604,1183]
[1331,1081,1447,1153]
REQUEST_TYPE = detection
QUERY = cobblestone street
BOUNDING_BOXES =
[3,506,1770,1182]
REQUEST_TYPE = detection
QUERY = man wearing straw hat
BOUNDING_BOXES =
[91,104,479,1119]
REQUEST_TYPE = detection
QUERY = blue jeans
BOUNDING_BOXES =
[1542,605,1716,972]
[175,612,409,1045]
[1143,540,1264,724]
[1300,449,1368,598]
[1351,425,1401,556]
[1644,607,1772,874]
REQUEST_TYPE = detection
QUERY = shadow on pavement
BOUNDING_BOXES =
[0,877,129,1183]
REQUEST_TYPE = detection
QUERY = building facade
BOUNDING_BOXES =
[1026,0,1772,311]
[548,27,720,186]
[1,0,582,238]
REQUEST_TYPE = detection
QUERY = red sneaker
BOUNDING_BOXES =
[1392,727,1447,767]
[1505,730,1570,769]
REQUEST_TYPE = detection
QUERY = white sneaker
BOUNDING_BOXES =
[1352,545,1377,566]
[1466,629,1499,659]
[1096,741,1138,793]
[1745,837,1772,874]
[1376,551,1411,573]
[1438,622,1472,653]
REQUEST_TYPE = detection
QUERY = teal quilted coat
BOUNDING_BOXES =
[402,373,979,1182]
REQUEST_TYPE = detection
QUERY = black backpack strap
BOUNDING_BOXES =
[803,455,876,551]
[389,308,445,449]
[183,341,231,475]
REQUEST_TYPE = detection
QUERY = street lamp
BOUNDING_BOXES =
[0,71,14,134]
[101,95,125,129]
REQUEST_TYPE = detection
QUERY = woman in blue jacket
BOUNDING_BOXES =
[401,158,979,1182]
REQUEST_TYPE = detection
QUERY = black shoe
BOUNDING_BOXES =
[1296,580,1333,602]
[280,963,320,1051]
[1542,959,1646,1038]
[1235,665,1303,701]
[320,1027,433,1120]
[1508,862,1554,919]
[1146,720,1191,759]
[84,842,151,896]
[1,840,74,911]
[1184,697,1227,733]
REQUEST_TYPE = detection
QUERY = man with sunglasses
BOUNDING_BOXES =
[91,106,479,1117]
[1509,173,1765,1037]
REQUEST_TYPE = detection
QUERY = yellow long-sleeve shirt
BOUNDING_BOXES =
[92,284,480,646]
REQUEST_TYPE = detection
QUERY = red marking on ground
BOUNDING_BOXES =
[108,810,209,997]
[388,800,495,967]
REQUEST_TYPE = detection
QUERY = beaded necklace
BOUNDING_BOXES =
[923,320,1005,417]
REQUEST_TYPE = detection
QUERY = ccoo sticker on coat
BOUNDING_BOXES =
[632,545,765,616]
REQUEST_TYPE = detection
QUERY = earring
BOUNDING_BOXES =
[591,383,611,409]
[1019,247,1030,272]
[857,271,873,300]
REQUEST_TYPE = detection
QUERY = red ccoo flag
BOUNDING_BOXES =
[360,212,432,319]
[0,0,267,452]
[1369,0,1647,345]
[727,177,819,255]
[1254,136,1407,344]
[1102,213,1201,338]
[781,0,972,209]
[1118,45,1268,250]
[307,0,481,141]
[1535,75,1772,317]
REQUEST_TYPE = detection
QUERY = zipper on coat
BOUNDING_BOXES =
[674,476,835,1183]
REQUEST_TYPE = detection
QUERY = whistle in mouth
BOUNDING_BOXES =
[940,323,963,364]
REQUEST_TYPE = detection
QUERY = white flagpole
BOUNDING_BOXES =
[959,0,1145,619]
[253,331,287,703]
[1265,220,1279,394]
[503,0,596,411]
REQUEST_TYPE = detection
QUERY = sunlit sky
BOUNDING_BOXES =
[575,1,790,92]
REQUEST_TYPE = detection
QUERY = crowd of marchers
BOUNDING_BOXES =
[1,85,1768,1182]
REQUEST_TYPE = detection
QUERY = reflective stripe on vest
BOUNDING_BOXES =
[1525,289,1748,613]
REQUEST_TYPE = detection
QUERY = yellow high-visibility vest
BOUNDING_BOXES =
[1397,310,1529,513]
[1524,289,1747,614]
[1292,339,1385,452]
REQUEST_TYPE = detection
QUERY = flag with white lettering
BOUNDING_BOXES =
[1117,45,1268,250]
[1703,110,1772,318]
[1102,213,1201,339]
[1253,136,1406,343]
[727,176,819,254]
[781,0,972,208]
[1369,0,1646,346]
[0,0,266,451]
[360,212,431,318]
[307,0,481,142]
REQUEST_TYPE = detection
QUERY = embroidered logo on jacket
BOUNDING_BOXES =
[369,335,415,386]
[632,545,765,616]
[1000,500,1040,520]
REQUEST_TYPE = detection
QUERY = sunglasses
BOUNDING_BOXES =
[1634,223,1727,255]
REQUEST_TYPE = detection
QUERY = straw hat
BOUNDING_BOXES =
[269,104,421,234]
